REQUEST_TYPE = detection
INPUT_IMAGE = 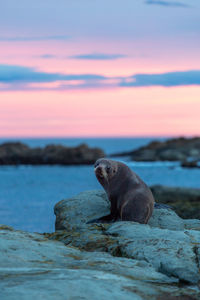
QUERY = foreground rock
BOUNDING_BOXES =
[1,215,200,300]
[151,185,200,219]
[111,137,200,162]
[53,190,200,289]
[2,226,166,300]
[0,142,104,165]
[1,190,200,299]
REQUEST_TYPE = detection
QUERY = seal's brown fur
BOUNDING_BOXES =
[88,158,154,224]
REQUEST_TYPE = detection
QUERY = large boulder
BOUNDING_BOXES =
[0,142,104,165]
[53,190,200,287]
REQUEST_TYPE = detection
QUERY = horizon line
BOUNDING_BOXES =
[0,134,199,140]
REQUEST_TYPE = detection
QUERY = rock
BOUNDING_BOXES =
[53,189,200,287]
[107,222,199,284]
[1,188,200,299]
[111,137,200,162]
[151,185,200,219]
[0,227,145,299]
[148,207,185,230]
[181,160,200,169]
[54,190,113,252]
[1,224,199,299]
[0,142,104,165]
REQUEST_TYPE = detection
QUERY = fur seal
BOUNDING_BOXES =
[87,158,155,224]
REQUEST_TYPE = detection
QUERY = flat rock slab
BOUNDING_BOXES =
[2,226,198,300]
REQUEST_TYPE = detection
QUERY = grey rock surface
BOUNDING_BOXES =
[107,222,199,283]
[1,189,200,299]
[1,225,194,300]
[54,190,200,285]
[1,225,199,300]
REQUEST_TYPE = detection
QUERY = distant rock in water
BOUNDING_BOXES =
[111,137,200,162]
[181,159,200,169]
[0,142,105,165]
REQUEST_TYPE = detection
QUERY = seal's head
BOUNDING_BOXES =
[94,158,118,183]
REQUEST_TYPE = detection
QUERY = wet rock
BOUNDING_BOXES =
[0,142,104,165]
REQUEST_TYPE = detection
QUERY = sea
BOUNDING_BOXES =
[0,137,200,233]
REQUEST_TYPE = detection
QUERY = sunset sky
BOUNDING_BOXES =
[0,0,200,137]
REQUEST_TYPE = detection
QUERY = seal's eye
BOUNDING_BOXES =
[94,162,99,168]
[106,166,111,172]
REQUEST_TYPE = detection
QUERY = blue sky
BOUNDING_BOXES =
[0,0,199,40]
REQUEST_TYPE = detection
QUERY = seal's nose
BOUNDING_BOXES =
[95,165,101,173]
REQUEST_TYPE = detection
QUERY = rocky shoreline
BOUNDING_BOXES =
[0,142,104,165]
[1,189,200,299]
[1,137,200,168]
[111,137,200,166]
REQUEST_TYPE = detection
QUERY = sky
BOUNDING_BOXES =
[0,0,200,137]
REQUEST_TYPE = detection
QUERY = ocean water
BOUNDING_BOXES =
[0,137,200,233]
